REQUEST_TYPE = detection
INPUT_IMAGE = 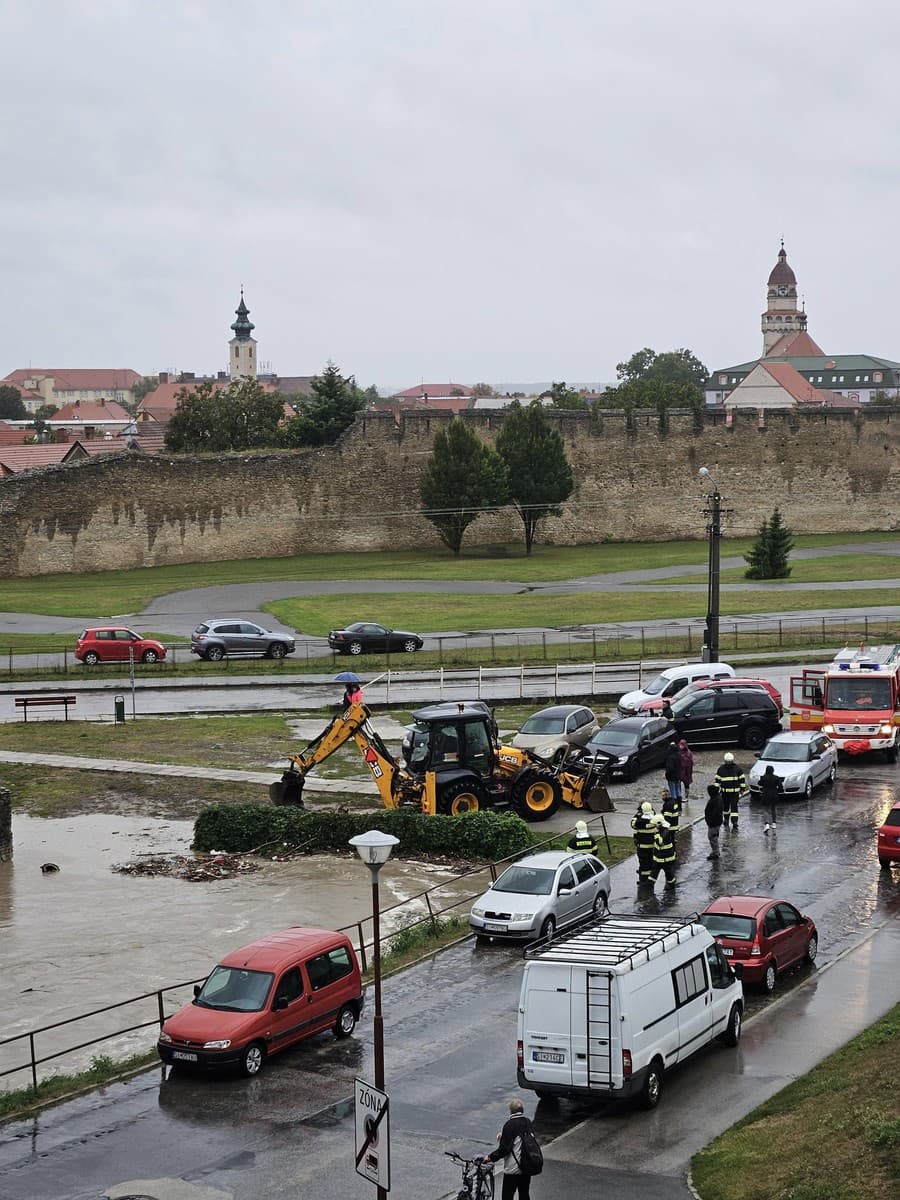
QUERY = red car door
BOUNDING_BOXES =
[774,902,807,967]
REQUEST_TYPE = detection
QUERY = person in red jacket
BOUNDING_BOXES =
[678,739,694,801]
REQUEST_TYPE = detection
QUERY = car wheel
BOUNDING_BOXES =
[402,638,419,653]
[334,1004,357,1038]
[762,961,777,993]
[803,777,814,800]
[512,770,562,821]
[141,649,159,664]
[827,761,837,784]
[438,779,486,816]
[639,1058,663,1110]
[805,934,818,963]
[240,1041,265,1077]
[879,857,892,869]
[534,1089,555,1102]
[83,651,100,666]
[624,757,639,782]
[721,1003,742,1047]
[885,744,898,764]
[539,915,556,940]
[741,723,767,751]
[592,891,608,917]
[268,642,287,659]
[348,641,364,655]
[205,646,225,662]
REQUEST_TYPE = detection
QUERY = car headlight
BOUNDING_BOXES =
[514,913,535,922]
[823,724,835,734]
[203,1039,232,1050]
[158,1030,173,1044]
[880,724,893,736]
[471,906,486,918]
[616,756,629,765]
[785,774,802,786]
[537,745,557,759]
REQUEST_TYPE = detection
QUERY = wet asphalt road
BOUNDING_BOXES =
[1,760,898,1200]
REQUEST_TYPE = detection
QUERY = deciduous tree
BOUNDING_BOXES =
[616,347,708,390]
[495,400,574,555]
[419,419,508,555]
[0,385,27,420]
[165,379,284,452]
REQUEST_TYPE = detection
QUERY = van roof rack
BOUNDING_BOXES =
[524,913,704,970]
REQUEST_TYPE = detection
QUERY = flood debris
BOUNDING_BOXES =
[112,851,261,882]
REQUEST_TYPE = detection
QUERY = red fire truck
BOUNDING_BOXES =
[790,645,900,760]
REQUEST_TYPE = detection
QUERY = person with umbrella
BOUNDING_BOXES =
[335,672,364,708]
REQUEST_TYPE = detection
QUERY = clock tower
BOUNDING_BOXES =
[229,290,258,381]
[762,242,807,355]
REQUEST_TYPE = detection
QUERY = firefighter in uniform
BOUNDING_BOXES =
[631,801,657,884]
[715,751,746,830]
[651,817,677,886]
[660,787,681,834]
[567,819,597,854]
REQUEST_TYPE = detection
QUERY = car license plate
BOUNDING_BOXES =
[485,923,507,933]
[172,1050,198,1062]
[722,947,734,956]
[533,1050,564,1064]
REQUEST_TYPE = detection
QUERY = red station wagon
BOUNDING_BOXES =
[877,800,900,869]
[157,927,364,1076]
[75,627,167,665]
[698,895,818,994]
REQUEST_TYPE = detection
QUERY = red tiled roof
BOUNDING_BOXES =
[759,362,828,402]
[1,368,141,391]
[392,383,474,399]
[0,422,28,446]
[764,330,825,358]
[52,400,131,422]
[73,440,126,456]
[0,445,73,474]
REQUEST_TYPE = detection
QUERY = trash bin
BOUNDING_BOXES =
[114,695,126,724]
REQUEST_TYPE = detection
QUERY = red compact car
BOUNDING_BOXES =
[698,895,817,994]
[877,800,900,869]
[640,677,783,717]
[75,627,167,665]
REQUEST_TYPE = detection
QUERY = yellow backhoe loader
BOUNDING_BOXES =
[270,700,612,821]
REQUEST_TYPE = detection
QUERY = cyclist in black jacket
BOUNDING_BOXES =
[484,1099,536,1200]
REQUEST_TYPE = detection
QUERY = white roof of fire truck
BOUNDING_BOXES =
[831,645,900,672]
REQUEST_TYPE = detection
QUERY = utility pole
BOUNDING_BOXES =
[698,467,729,663]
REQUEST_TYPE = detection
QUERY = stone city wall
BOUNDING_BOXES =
[1,407,899,577]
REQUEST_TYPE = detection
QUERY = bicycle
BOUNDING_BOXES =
[445,1150,495,1200]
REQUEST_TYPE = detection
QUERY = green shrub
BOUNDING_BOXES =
[193,804,537,861]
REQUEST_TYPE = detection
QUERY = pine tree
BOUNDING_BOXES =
[744,509,793,579]
[419,420,508,555]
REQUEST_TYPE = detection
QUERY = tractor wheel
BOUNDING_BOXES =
[512,770,562,821]
[438,779,486,816]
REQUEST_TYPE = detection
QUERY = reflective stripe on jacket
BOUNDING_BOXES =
[631,814,656,849]
[653,826,676,863]
[715,764,746,796]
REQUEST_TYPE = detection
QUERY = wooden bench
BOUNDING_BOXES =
[15,695,77,722]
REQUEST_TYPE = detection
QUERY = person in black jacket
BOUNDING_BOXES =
[758,764,784,833]
[704,783,724,860]
[484,1099,536,1200]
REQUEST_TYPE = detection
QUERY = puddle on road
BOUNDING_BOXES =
[1,814,476,1088]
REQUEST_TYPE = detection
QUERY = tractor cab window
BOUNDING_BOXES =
[405,723,432,771]
[463,721,492,772]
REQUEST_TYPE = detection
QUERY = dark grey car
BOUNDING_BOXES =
[190,620,295,661]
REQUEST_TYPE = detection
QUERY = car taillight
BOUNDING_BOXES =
[622,1049,632,1077]
[517,1040,524,1069]
[750,940,761,956]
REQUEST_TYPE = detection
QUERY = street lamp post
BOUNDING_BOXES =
[349,829,399,1200]
[698,467,722,663]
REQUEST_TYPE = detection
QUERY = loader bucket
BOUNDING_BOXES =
[270,772,305,807]
[583,782,613,813]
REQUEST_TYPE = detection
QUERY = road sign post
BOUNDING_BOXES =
[355,1077,390,1193]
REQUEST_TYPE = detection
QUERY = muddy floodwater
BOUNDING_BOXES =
[0,814,475,1089]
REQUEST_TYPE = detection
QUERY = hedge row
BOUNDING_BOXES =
[193,804,537,861]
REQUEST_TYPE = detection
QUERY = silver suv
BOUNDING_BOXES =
[469,849,610,941]
[190,620,295,661]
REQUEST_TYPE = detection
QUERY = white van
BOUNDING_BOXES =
[516,915,743,1109]
[617,662,735,716]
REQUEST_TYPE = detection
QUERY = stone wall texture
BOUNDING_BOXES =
[2,407,899,577]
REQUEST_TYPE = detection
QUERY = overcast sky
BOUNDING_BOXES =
[4,1,899,389]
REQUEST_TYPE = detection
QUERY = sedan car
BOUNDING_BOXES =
[698,895,818,993]
[328,622,423,656]
[877,799,900,869]
[748,731,837,799]
[469,850,610,941]
[190,620,295,661]
[510,704,599,761]
[581,716,674,780]
[75,627,166,665]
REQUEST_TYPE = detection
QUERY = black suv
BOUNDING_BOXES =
[670,685,782,750]
[190,620,295,661]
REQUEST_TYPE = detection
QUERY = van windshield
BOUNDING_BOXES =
[825,676,892,711]
[196,965,274,1012]
[642,674,669,696]
[698,914,756,941]
[492,866,555,895]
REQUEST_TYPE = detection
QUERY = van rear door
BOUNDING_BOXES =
[571,969,619,1093]
[520,962,573,1089]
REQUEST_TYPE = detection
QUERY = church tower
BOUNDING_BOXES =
[229,290,257,380]
[762,243,807,355]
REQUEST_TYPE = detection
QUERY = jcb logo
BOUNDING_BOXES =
[499,753,520,764]
[363,747,384,779]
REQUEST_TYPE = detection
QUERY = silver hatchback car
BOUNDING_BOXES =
[469,849,610,941]
[748,730,837,799]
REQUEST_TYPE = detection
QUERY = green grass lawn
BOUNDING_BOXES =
[0,533,896,618]
[666,552,900,586]
[691,1002,900,1200]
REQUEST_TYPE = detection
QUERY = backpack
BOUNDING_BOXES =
[514,1126,544,1176]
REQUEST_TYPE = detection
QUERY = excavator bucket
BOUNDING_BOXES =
[269,771,305,807]
[583,782,612,812]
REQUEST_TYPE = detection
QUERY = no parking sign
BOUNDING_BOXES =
[354,1077,390,1191]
